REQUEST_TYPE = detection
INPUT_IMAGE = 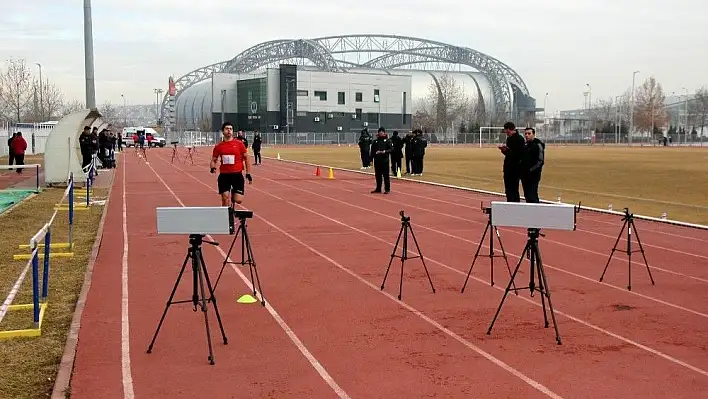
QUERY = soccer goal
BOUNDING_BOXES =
[478,126,506,148]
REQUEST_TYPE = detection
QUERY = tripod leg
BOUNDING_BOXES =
[461,223,487,293]
[407,223,435,295]
[148,252,190,353]
[214,224,242,291]
[535,245,562,345]
[398,224,407,300]
[627,220,633,291]
[487,243,529,335]
[381,223,404,290]
[600,219,626,282]
[199,249,228,345]
[196,249,217,365]
[242,224,266,306]
[630,219,655,286]
[531,245,549,327]
[494,227,518,295]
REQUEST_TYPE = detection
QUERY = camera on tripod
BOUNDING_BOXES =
[170,140,179,146]
[398,210,410,223]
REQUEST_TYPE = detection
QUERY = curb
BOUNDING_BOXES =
[51,168,117,399]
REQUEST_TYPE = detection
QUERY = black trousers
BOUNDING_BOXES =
[503,170,521,202]
[359,147,370,167]
[374,160,390,192]
[14,153,25,174]
[405,153,412,173]
[391,154,402,175]
[8,151,15,167]
[253,150,261,164]
[521,173,541,203]
[412,156,424,174]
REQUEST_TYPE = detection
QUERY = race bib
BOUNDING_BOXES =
[222,154,235,165]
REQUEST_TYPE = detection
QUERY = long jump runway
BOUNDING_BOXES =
[68,148,708,398]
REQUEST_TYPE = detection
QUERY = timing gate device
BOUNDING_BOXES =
[486,201,579,345]
[148,206,235,365]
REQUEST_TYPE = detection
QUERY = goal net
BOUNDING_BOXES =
[478,127,507,148]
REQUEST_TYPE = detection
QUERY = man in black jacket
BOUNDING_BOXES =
[251,132,262,165]
[498,122,525,202]
[390,131,403,176]
[521,127,545,203]
[370,127,393,194]
[358,128,372,169]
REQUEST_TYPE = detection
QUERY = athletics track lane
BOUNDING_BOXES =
[148,149,707,398]
[259,160,708,369]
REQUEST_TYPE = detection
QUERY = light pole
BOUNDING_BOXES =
[543,92,548,138]
[35,63,43,121]
[154,88,163,124]
[629,71,639,145]
[120,94,126,125]
[682,87,689,144]
[83,0,96,109]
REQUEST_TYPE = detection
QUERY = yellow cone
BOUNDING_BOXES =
[237,294,258,304]
[327,167,334,179]
[396,167,402,178]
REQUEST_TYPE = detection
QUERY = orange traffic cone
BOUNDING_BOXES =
[315,166,321,176]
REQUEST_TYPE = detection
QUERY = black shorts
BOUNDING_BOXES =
[217,172,245,195]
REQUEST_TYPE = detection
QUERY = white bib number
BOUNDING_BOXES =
[222,154,235,165]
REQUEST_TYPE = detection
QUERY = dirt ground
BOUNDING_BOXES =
[261,145,708,225]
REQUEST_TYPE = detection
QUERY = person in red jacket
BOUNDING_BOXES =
[10,132,28,174]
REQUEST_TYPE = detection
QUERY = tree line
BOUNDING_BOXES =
[0,58,121,124]
[411,72,708,141]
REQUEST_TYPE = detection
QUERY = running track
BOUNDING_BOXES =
[67,148,708,398]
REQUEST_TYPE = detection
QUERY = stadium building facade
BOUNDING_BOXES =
[202,64,413,133]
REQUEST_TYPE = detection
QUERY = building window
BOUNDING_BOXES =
[374,89,380,102]
[355,108,362,120]
[314,91,327,101]
[355,92,362,102]
[338,91,345,105]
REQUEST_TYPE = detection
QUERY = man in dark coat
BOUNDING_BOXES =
[389,131,403,176]
[498,122,525,202]
[370,127,393,194]
[520,127,545,203]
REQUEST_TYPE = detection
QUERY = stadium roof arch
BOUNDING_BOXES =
[161,34,532,124]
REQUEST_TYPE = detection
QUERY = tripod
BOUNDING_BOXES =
[487,228,561,345]
[214,211,265,306]
[171,144,182,164]
[381,210,436,300]
[461,206,518,294]
[599,207,655,291]
[147,234,228,365]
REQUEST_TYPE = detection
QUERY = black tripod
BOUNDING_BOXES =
[599,207,655,291]
[171,144,181,164]
[381,210,436,300]
[214,211,265,306]
[461,205,518,294]
[147,234,228,365]
[487,228,562,345]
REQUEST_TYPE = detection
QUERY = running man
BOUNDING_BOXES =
[210,122,252,207]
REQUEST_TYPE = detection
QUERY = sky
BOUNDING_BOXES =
[1,0,706,114]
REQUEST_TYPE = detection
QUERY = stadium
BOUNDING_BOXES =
[161,34,539,135]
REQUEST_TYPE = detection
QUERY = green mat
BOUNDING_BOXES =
[0,189,36,214]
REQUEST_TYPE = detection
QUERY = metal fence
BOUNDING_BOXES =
[1,122,54,157]
[164,128,708,148]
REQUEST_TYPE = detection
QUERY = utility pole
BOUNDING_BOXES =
[36,63,43,120]
[629,71,639,145]
[83,0,96,109]
[154,88,163,124]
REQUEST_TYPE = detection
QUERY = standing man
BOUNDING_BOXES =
[210,122,252,207]
[520,127,545,203]
[389,130,403,176]
[358,128,372,169]
[251,132,262,165]
[7,132,17,169]
[498,122,525,202]
[236,129,248,148]
[10,132,27,174]
[370,127,393,194]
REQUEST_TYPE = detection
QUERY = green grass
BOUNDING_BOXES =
[0,186,108,399]
[261,145,708,225]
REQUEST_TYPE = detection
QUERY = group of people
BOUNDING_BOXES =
[79,125,117,170]
[499,122,545,203]
[358,128,428,177]
[6,132,28,174]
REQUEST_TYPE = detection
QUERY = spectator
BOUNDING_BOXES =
[10,132,27,174]
[7,132,17,169]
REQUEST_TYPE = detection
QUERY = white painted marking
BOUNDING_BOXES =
[142,159,350,399]
[157,155,563,398]
[122,154,136,398]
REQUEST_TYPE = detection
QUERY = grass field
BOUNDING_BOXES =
[261,145,708,225]
[0,185,107,399]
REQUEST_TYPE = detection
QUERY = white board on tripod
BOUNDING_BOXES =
[156,207,232,235]
[491,201,576,231]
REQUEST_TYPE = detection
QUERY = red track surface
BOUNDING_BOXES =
[68,148,708,398]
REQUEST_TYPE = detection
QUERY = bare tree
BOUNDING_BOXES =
[633,77,667,137]
[425,73,470,133]
[0,58,33,122]
[62,99,86,116]
[197,117,211,132]
[99,101,118,122]
[411,97,435,132]
[689,86,708,136]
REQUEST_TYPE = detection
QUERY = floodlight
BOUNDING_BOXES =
[490,201,577,231]
[156,207,232,235]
